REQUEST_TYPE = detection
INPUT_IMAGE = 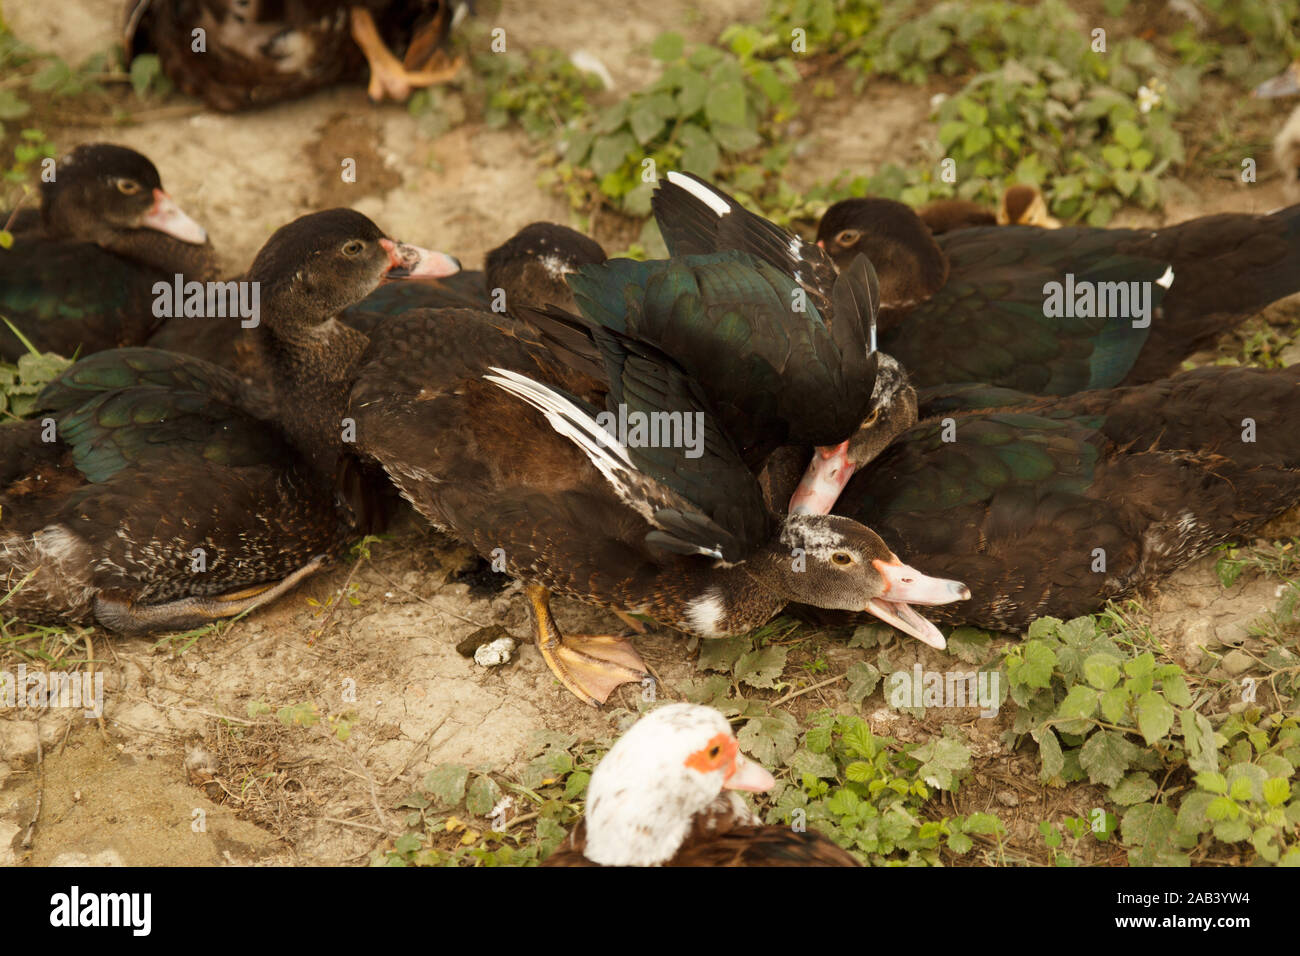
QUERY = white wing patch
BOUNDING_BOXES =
[1156,265,1175,289]
[666,171,731,216]
[484,367,657,525]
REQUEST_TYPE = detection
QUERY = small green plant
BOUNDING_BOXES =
[1005,613,1298,864]
[562,30,798,215]
[766,709,1003,864]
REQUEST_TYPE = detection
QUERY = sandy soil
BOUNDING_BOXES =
[1,0,1297,867]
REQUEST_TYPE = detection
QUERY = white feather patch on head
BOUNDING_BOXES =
[1156,265,1175,289]
[779,513,851,562]
[666,171,731,216]
[582,703,739,865]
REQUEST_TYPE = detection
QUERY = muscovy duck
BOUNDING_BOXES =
[1,208,457,631]
[817,197,1300,392]
[541,703,859,866]
[1,143,214,362]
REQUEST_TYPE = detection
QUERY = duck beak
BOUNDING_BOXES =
[789,440,855,515]
[1254,65,1300,99]
[139,188,207,244]
[867,557,970,649]
[380,238,461,278]
[723,752,776,793]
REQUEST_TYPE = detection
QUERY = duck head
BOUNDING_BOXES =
[817,198,949,311]
[485,221,606,314]
[754,513,968,647]
[790,353,918,515]
[249,208,460,333]
[40,143,210,259]
[581,703,775,866]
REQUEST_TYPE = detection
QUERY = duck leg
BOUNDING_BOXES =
[525,583,648,707]
[349,6,463,103]
[93,555,328,634]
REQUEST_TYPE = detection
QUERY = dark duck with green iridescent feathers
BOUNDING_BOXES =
[0,208,457,632]
[757,366,1300,637]
[0,143,216,362]
[816,196,1300,393]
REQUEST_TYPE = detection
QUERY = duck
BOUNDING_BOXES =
[0,143,216,363]
[122,0,470,110]
[344,271,967,705]
[541,703,859,866]
[917,183,1061,235]
[0,208,458,632]
[766,364,1300,635]
[1253,60,1300,201]
[642,171,915,510]
[816,196,1300,392]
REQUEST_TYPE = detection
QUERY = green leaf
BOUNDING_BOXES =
[844,660,880,707]
[947,627,992,664]
[424,764,470,806]
[704,80,748,128]
[679,123,720,179]
[1037,727,1065,782]
[963,812,1006,836]
[913,736,972,791]
[841,718,875,759]
[675,70,708,115]
[466,774,502,816]
[737,713,799,766]
[1161,674,1192,708]
[1018,641,1057,689]
[697,634,748,673]
[734,644,788,689]
[1228,776,1254,802]
[1263,777,1291,807]
[790,748,838,779]
[588,131,636,178]
[1122,804,1182,865]
[1114,120,1143,150]
[1058,685,1099,722]
[844,760,874,783]
[1135,691,1175,745]
[1079,730,1138,787]
[651,31,685,62]
[947,830,974,853]
[1109,771,1157,806]
[1099,687,1129,724]
[1196,771,1228,795]
[628,102,665,145]
[709,122,761,153]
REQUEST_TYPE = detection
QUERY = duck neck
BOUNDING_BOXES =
[260,299,370,476]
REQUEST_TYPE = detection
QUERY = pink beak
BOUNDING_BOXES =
[789,440,856,515]
[380,237,461,278]
[723,752,776,793]
[866,557,970,649]
[139,188,207,244]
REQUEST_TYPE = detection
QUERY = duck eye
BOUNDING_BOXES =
[863,408,881,426]
[832,551,854,566]
[836,229,861,246]
[342,239,364,256]
[115,178,142,196]
[708,745,720,759]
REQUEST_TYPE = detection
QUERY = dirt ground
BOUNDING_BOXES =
[1,0,1298,867]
